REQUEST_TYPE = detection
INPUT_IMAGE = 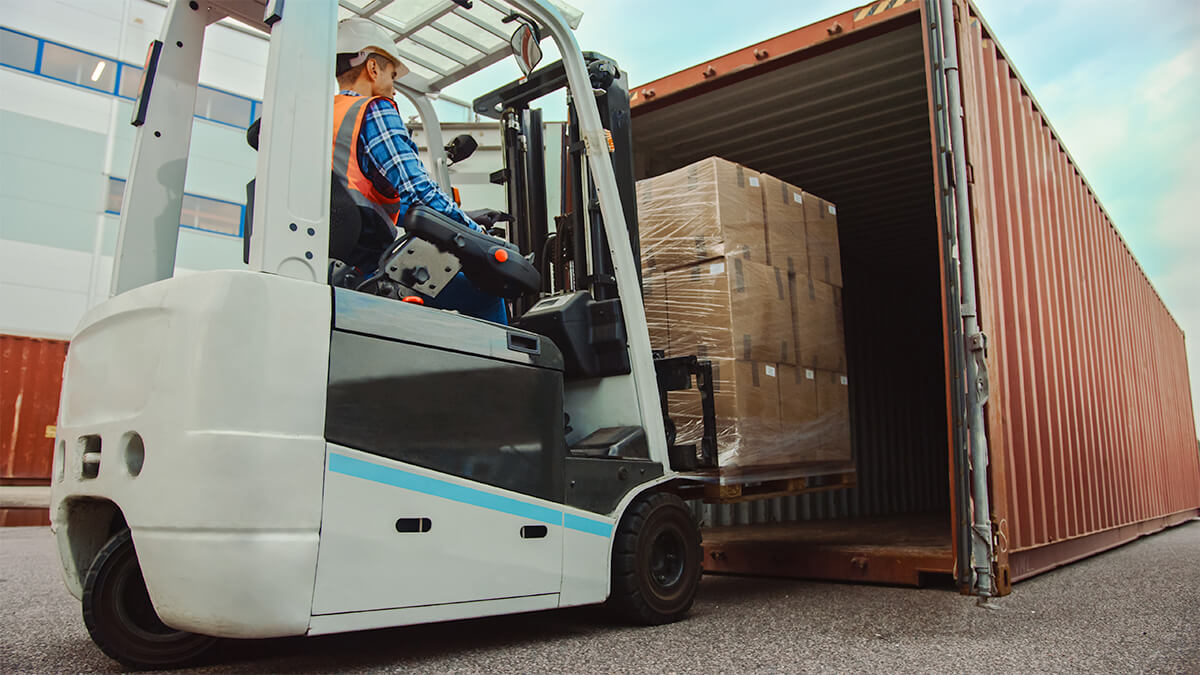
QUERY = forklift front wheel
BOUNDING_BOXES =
[609,492,702,624]
[82,529,217,669]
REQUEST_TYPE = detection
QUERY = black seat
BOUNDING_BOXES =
[244,117,390,269]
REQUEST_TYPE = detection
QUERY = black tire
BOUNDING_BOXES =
[608,492,702,625]
[82,529,217,669]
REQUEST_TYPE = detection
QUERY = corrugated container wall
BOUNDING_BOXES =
[1,335,65,482]
[629,0,1200,590]
[1,335,65,526]
[955,5,1200,580]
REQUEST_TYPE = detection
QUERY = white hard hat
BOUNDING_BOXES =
[336,18,409,78]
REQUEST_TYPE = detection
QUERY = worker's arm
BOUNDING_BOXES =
[359,98,483,232]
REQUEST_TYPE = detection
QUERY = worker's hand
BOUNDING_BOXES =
[466,209,512,228]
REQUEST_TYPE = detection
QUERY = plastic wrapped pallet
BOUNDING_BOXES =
[759,173,807,273]
[666,360,852,473]
[636,157,766,274]
[663,256,792,365]
[788,271,846,371]
[779,365,852,464]
[801,190,842,287]
[644,273,669,353]
[637,158,852,482]
[666,358,780,469]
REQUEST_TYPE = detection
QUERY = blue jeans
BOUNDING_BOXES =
[425,272,508,325]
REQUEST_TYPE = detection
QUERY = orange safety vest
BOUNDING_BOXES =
[331,94,403,230]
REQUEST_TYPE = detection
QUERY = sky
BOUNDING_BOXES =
[441,0,1200,430]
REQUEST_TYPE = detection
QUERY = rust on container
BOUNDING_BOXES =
[631,0,1200,592]
[1,335,67,485]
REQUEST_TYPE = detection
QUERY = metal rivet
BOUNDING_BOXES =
[176,41,183,48]
[754,49,769,60]
[153,131,161,137]
[307,227,315,236]
[189,1,198,9]
[305,251,313,260]
[289,223,297,231]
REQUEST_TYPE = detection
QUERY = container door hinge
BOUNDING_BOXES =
[968,331,989,405]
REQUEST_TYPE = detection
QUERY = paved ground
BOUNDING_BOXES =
[1,520,1197,673]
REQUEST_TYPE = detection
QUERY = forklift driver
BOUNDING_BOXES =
[332,18,509,324]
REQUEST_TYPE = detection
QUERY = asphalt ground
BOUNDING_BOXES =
[2,520,1198,674]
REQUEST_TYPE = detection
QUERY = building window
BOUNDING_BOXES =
[195,85,253,128]
[1,26,262,130]
[0,27,38,71]
[181,193,242,236]
[38,41,117,93]
[106,177,244,238]
[117,63,142,100]
[105,176,126,215]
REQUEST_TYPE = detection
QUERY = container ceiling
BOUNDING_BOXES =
[631,18,934,259]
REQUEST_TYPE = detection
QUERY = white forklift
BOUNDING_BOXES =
[50,0,721,668]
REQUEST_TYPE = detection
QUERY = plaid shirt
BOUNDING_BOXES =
[339,90,480,232]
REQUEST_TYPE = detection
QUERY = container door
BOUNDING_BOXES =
[921,0,996,595]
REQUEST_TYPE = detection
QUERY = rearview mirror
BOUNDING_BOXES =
[509,21,542,76]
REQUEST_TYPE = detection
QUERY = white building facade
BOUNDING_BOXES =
[0,0,546,340]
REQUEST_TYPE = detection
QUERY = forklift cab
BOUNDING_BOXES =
[50,0,714,668]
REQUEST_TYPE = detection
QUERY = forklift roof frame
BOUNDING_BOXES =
[107,0,672,470]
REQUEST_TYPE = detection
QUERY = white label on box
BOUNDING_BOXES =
[749,176,760,187]
[710,262,725,275]
[805,369,815,379]
[765,365,776,377]
[828,204,837,216]
[793,192,803,204]
[840,375,849,385]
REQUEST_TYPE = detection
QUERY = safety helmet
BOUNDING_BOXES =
[336,18,410,78]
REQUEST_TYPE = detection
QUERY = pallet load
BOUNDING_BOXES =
[637,157,853,501]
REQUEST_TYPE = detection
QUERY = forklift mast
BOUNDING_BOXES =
[473,52,640,306]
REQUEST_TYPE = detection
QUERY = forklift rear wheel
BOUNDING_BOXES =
[609,492,702,624]
[82,529,217,669]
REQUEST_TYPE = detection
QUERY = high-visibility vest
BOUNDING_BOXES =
[331,94,402,231]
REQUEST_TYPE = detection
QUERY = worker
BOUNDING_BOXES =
[333,18,509,324]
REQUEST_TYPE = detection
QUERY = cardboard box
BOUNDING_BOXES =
[814,369,852,462]
[665,257,793,365]
[779,365,852,464]
[802,191,842,287]
[668,358,781,468]
[759,173,807,273]
[644,273,669,353]
[788,272,846,371]
[637,157,766,273]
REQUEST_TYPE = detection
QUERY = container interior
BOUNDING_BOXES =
[631,16,955,574]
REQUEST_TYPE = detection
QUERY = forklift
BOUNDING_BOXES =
[49,0,719,668]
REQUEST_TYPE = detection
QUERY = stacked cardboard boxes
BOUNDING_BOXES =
[638,157,851,476]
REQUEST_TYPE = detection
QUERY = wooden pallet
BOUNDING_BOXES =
[701,470,856,504]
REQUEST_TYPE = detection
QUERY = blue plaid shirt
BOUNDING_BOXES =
[340,90,480,233]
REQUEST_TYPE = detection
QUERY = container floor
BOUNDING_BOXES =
[702,513,955,587]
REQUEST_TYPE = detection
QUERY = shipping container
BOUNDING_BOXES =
[630,0,1200,594]
[1,334,66,527]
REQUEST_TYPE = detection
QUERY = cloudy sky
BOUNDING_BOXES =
[445,0,1200,427]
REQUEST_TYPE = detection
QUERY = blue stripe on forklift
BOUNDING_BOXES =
[563,512,613,537]
[328,453,612,537]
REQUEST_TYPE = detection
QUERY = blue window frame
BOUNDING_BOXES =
[1,26,261,130]
[107,177,245,238]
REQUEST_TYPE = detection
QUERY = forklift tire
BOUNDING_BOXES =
[82,529,217,669]
[608,492,702,625]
